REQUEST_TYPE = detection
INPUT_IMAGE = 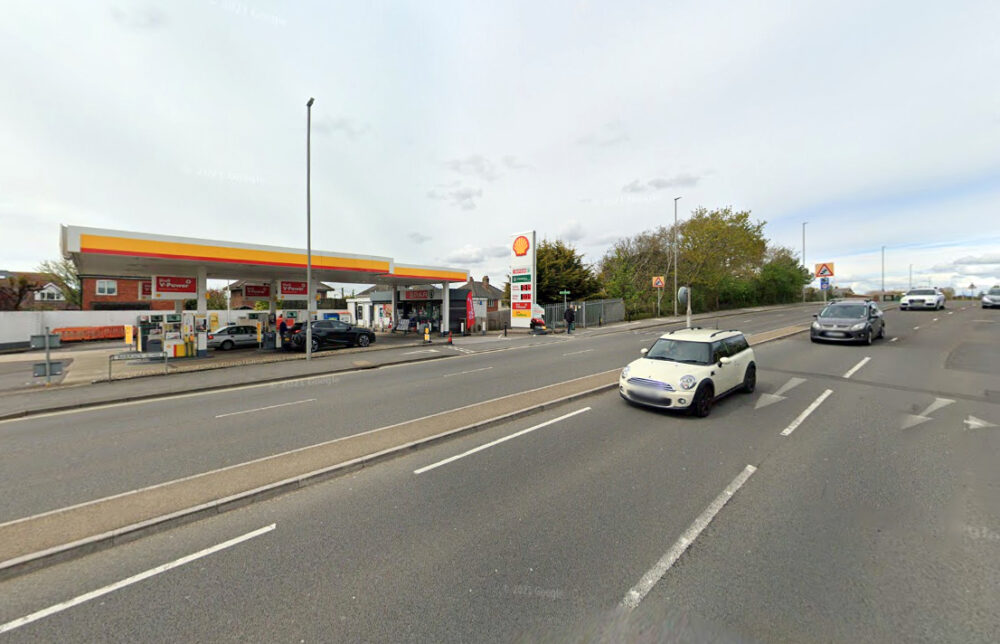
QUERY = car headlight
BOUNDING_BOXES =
[679,375,697,390]
[811,321,821,330]
[850,322,867,331]
[621,365,630,379]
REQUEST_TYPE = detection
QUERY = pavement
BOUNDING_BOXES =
[1,303,996,641]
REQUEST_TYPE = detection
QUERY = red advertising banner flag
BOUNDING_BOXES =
[466,291,475,329]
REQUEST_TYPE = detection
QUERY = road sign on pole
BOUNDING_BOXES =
[815,263,835,278]
[820,277,830,290]
[651,276,665,288]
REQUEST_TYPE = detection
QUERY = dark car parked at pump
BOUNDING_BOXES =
[810,300,885,345]
[283,320,376,352]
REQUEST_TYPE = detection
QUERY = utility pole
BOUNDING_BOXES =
[673,196,681,316]
[881,245,885,302]
[802,222,807,303]
[306,97,315,360]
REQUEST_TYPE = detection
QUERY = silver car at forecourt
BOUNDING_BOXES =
[619,327,756,417]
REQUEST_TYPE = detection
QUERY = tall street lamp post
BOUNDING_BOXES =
[306,97,315,361]
[881,245,886,302]
[802,222,808,303]
[673,196,681,317]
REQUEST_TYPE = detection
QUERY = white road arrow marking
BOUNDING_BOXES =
[901,398,955,429]
[964,416,998,430]
[901,415,931,429]
[754,377,806,410]
[754,393,785,410]
[775,377,807,397]
[919,397,955,417]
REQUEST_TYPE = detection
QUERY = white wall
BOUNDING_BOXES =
[0,308,358,345]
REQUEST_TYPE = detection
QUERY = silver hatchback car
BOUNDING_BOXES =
[206,325,259,350]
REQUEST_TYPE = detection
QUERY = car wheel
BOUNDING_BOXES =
[691,382,714,418]
[865,330,873,346]
[741,364,756,394]
[878,324,885,339]
[357,334,370,347]
[311,338,319,353]
[221,340,234,351]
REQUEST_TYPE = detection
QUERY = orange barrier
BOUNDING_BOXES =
[53,325,127,342]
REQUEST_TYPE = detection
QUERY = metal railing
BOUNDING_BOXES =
[542,298,625,329]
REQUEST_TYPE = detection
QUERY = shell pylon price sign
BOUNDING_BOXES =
[652,276,665,288]
[814,263,835,278]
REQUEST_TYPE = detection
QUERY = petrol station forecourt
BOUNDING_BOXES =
[60,224,470,349]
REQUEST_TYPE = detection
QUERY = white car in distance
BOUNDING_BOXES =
[619,327,756,417]
[900,288,945,310]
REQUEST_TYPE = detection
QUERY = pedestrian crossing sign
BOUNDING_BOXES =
[814,263,835,278]
[652,276,665,288]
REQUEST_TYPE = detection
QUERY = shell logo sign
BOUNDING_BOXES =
[512,235,530,257]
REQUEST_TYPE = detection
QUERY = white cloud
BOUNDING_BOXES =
[427,185,483,210]
[444,155,499,182]
[444,244,508,264]
[1,0,998,295]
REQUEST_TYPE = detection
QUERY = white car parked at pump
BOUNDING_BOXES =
[619,327,756,417]
[900,288,945,310]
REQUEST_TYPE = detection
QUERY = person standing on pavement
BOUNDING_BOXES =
[564,305,575,334]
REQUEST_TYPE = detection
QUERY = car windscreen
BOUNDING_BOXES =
[819,304,866,319]
[907,289,935,295]
[645,339,712,365]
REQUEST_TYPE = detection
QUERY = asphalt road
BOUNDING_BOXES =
[2,303,998,641]
[0,304,818,522]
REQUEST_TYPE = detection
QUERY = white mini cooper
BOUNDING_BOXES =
[619,327,756,417]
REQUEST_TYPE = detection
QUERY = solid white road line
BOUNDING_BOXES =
[620,465,756,610]
[913,326,920,330]
[402,349,439,355]
[889,337,899,342]
[443,366,493,378]
[414,407,590,474]
[842,357,871,379]
[215,399,315,418]
[0,524,276,635]
[780,389,833,436]
[562,349,594,356]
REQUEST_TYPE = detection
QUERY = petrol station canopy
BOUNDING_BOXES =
[61,225,469,287]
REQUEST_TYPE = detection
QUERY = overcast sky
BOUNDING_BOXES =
[2,1,999,295]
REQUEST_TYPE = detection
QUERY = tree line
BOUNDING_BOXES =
[504,207,812,319]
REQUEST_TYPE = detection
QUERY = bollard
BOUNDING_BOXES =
[504,323,507,337]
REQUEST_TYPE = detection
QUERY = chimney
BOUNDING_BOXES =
[482,275,489,287]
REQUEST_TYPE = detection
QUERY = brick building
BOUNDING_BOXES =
[81,277,173,310]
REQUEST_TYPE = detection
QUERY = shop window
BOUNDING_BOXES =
[96,279,118,296]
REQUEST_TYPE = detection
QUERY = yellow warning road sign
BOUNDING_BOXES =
[652,276,665,288]
[814,263,835,278]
